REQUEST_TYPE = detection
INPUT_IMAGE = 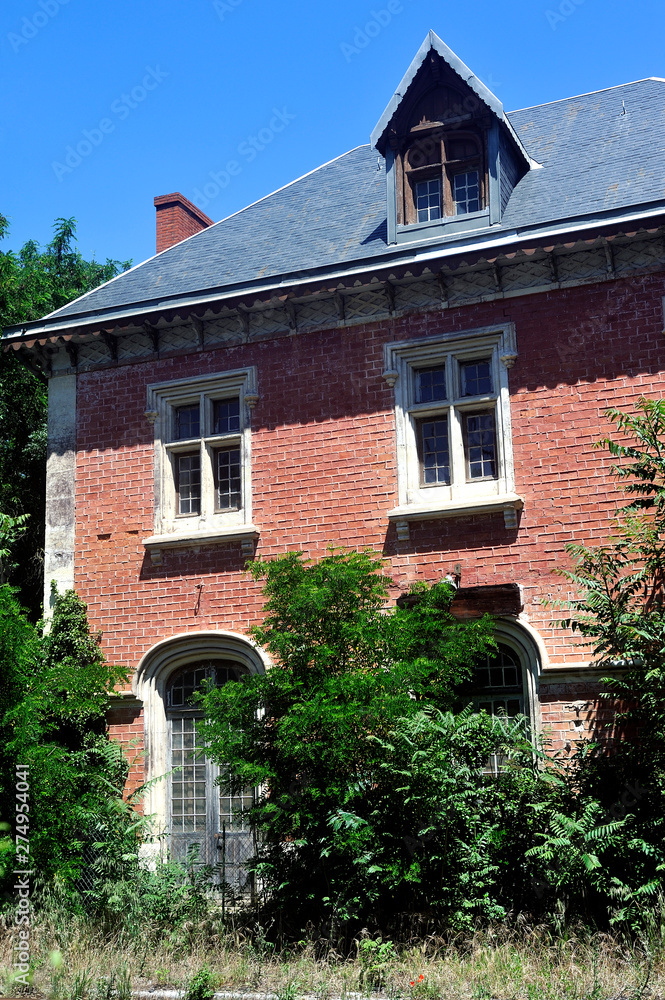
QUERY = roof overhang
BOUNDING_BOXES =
[5,201,665,348]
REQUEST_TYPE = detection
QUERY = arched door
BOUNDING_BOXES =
[166,660,254,885]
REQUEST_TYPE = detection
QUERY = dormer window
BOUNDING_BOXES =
[372,34,533,246]
[400,130,486,226]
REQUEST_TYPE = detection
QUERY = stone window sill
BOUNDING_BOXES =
[143,525,260,564]
[388,494,523,539]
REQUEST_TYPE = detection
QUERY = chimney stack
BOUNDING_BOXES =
[154,193,214,254]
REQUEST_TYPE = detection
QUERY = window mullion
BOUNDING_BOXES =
[201,438,214,517]
[449,403,465,487]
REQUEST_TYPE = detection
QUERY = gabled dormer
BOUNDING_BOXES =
[372,31,533,245]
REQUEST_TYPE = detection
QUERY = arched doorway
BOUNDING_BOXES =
[166,660,254,877]
[133,632,269,878]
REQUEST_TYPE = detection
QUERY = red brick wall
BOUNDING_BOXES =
[106,703,144,802]
[74,271,665,751]
[154,193,213,254]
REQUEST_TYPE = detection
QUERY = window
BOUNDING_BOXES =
[473,644,524,719]
[167,661,255,889]
[470,642,532,776]
[415,178,442,222]
[384,326,522,527]
[145,368,258,556]
[400,130,486,226]
[450,628,540,775]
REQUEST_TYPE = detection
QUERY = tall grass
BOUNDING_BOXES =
[1,904,663,1000]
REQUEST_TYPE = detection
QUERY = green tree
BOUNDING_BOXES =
[199,550,507,932]
[0,585,131,893]
[0,214,130,617]
[553,398,665,926]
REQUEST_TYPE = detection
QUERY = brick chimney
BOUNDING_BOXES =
[154,192,214,254]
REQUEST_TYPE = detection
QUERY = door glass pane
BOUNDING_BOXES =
[168,661,254,886]
[170,717,207,840]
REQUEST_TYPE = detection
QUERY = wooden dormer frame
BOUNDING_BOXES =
[397,126,488,226]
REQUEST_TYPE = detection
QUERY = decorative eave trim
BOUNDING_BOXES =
[5,205,665,347]
[5,222,665,378]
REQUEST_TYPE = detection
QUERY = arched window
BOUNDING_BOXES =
[165,660,254,885]
[473,643,524,718]
[467,632,540,775]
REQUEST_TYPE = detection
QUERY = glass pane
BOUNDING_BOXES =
[474,644,522,694]
[175,404,200,440]
[170,718,207,834]
[416,178,442,223]
[213,398,241,435]
[419,418,450,486]
[177,454,201,515]
[453,170,480,214]
[465,412,496,480]
[216,448,242,510]
[220,777,254,832]
[415,366,446,403]
[461,360,493,396]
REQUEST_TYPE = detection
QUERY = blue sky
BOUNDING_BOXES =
[1,0,664,268]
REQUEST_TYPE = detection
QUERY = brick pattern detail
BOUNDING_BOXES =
[73,271,665,760]
[107,704,144,803]
[154,193,214,254]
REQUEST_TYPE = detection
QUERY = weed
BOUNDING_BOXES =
[184,965,215,1000]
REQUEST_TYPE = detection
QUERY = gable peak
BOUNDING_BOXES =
[371,31,504,154]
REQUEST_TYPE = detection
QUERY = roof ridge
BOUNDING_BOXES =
[508,77,665,115]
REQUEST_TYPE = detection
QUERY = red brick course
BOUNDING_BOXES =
[106,703,144,802]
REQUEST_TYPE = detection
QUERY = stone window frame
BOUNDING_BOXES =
[143,367,259,560]
[384,325,522,534]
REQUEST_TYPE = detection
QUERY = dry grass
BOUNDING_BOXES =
[1,915,664,1000]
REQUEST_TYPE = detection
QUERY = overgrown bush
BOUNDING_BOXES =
[199,550,553,934]
[0,586,132,895]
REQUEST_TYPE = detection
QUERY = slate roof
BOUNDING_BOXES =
[7,77,665,334]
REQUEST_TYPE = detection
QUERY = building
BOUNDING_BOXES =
[5,32,665,866]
